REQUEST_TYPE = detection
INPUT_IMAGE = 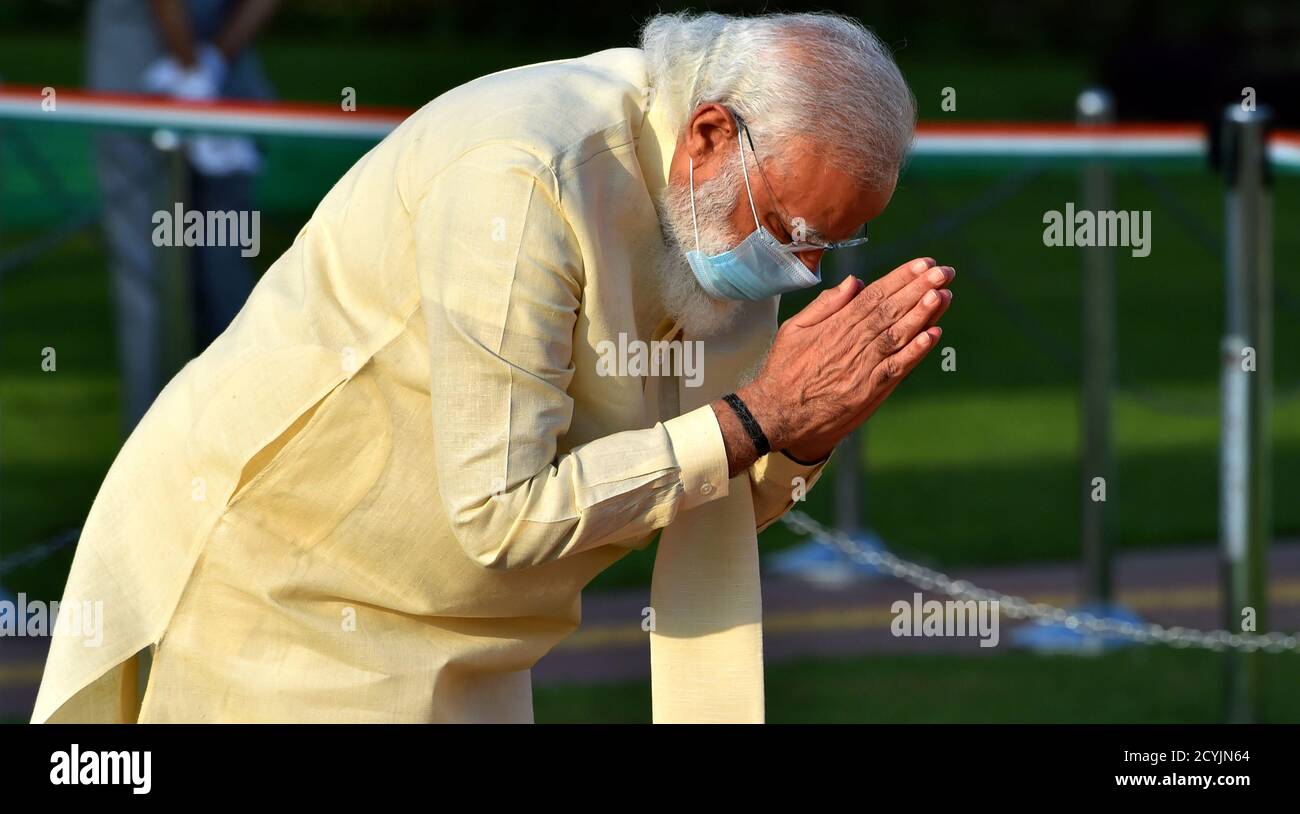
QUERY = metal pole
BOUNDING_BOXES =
[1219,104,1272,724]
[834,429,863,535]
[153,129,193,379]
[0,126,6,600]
[1077,88,1116,605]
[830,250,863,535]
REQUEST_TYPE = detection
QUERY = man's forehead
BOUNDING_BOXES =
[767,156,891,237]
[754,136,888,216]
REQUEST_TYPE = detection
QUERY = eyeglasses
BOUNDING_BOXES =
[737,117,871,257]
[774,233,871,255]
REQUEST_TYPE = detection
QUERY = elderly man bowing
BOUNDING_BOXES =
[34,11,952,723]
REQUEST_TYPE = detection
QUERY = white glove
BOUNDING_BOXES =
[185,44,259,176]
[142,44,226,99]
[186,134,262,176]
[195,44,228,90]
[142,44,257,176]
[141,55,187,95]
[172,44,228,101]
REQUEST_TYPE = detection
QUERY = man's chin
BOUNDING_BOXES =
[682,300,743,340]
[655,254,742,339]
[655,191,746,338]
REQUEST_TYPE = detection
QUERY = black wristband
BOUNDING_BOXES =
[722,392,771,457]
[782,447,829,466]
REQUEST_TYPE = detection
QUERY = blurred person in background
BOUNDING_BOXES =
[86,0,280,430]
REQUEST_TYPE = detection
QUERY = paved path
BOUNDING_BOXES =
[532,540,1300,684]
[4,541,1298,717]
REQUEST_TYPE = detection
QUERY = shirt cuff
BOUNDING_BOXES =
[664,404,731,511]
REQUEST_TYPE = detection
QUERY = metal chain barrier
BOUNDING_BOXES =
[7,514,1300,654]
[0,528,78,579]
[781,509,1300,654]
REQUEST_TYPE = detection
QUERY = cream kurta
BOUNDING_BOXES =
[32,47,829,724]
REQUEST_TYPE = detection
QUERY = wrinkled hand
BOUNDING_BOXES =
[738,257,953,463]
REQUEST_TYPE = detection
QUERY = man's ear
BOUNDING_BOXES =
[684,103,739,181]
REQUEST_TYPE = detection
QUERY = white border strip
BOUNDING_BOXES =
[1269,140,1300,170]
[4,90,1298,168]
[0,94,402,140]
[913,133,1205,159]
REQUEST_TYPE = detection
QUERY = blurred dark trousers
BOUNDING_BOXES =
[95,132,254,431]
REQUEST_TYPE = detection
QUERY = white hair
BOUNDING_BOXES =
[640,11,916,187]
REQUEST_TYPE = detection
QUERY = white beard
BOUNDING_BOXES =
[653,155,746,340]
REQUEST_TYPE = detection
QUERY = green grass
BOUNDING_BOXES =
[11,651,1289,725]
[592,166,1300,590]
[535,649,1300,723]
[3,31,1300,602]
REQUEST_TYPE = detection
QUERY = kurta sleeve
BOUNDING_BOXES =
[749,449,833,534]
[414,143,730,570]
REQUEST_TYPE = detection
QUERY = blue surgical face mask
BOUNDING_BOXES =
[684,129,820,302]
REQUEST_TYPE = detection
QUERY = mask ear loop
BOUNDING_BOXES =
[689,119,760,252]
[688,156,702,252]
[735,124,761,232]
[736,121,816,277]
